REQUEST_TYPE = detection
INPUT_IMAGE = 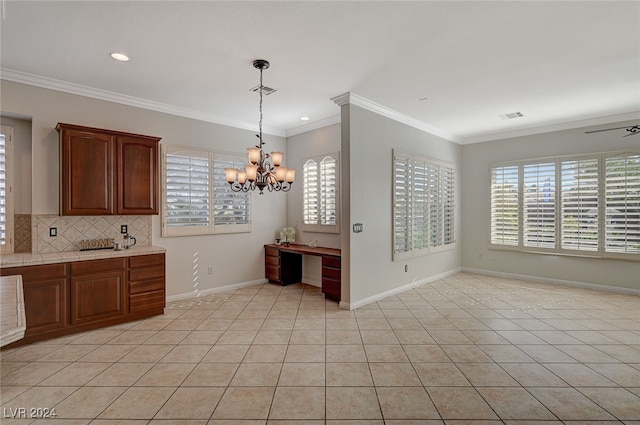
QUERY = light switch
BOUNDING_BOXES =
[353,223,363,233]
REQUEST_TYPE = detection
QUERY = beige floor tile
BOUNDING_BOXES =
[284,344,325,362]
[592,344,640,363]
[440,345,493,363]
[555,344,620,363]
[144,330,189,344]
[528,387,616,420]
[428,330,474,345]
[326,318,359,330]
[229,319,265,331]
[69,330,123,345]
[585,363,640,387]
[378,386,441,420]
[160,345,211,363]
[360,330,400,345]
[499,363,568,387]
[77,344,137,362]
[181,330,223,345]
[326,344,367,362]
[413,363,470,387]
[364,345,409,362]
[578,387,640,420]
[108,331,156,345]
[369,362,422,386]
[456,362,519,386]
[0,384,30,403]
[230,363,281,386]
[243,344,287,362]
[135,363,196,386]
[87,362,154,386]
[462,330,510,345]
[202,344,249,362]
[326,330,362,344]
[252,330,292,344]
[99,387,176,419]
[119,344,174,362]
[259,318,295,330]
[37,345,101,362]
[395,330,437,344]
[357,318,392,330]
[216,331,258,345]
[154,387,225,419]
[325,387,382,420]
[269,386,325,420]
[278,362,325,386]
[181,362,239,387]
[516,344,578,363]
[55,386,127,418]
[3,386,77,412]
[38,362,110,386]
[326,362,374,386]
[196,318,234,331]
[1,362,68,385]
[427,387,499,420]
[403,345,451,363]
[543,363,616,387]
[477,345,535,363]
[211,387,275,420]
[477,387,556,420]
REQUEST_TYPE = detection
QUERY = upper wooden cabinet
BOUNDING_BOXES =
[56,123,161,215]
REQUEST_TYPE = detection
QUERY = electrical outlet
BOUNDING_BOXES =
[207,266,214,275]
[120,225,128,234]
[404,264,408,272]
[49,227,57,237]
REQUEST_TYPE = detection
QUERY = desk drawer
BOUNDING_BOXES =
[265,265,280,281]
[322,256,341,269]
[322,267,341,281]
[265,255,280,266]
[265,246,280,257]
[322,278,340,302]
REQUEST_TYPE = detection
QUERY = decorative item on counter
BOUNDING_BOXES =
[280,227,295,246]
[113,242,122,251]
[308,239,318,248]
[275,238,281,245]
[123,234,137,250]
[80,238,115,251]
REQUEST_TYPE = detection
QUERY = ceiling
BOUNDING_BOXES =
[1,1,639,144]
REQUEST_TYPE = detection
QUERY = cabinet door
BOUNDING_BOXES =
[23,278,69,335]
[70,270,126,325]
[60,128,115,215]
[116,137,159,215]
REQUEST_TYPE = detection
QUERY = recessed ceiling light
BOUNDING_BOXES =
[110,52,130,62]
[300,116,310,121]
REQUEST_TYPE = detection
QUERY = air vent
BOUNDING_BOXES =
[499,111,524,120]
[250,85,277,96]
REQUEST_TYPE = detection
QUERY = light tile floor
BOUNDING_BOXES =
[1,272,640,424]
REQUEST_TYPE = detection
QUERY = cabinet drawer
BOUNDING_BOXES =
[129,253,164,269]
[130,290,165,313]
[265,255,280,266]
[1,263,67,281]
[130,279,164,295]
[322,256,341,269]
[265,246,279,257]
[129,266,164,282]
[265,265,280,281]
[322,266,341,281]
[71,258,126,275]
[322,278,340,302]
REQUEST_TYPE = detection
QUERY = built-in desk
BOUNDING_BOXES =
[264,244,341,302]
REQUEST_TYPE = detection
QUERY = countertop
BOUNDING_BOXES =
[0,246,166,268]
[0,275,26,347]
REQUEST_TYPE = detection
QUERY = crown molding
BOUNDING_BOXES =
[286,114,341,137]
[331,91,461,143]
[460,111,640,144]
[0,68,287,137]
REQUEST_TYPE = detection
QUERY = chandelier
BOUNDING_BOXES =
[224,59,295,194]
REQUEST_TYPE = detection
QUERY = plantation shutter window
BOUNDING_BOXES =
[0,126,13,253]
[490,150,638,260]
[490,165,519,247]
[605,153,640,254]
[302,152,340,233]
[560,157,599,253]
[523,162,556,249]
[162,146,251,236]
[392,150,456,261]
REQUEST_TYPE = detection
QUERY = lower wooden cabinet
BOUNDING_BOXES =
[70,258,127,325]
[0,253,165,346]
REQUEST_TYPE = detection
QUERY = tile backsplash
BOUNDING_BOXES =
[14,214,32,253]
[28,214,152,253]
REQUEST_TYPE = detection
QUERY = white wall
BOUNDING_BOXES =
[345,105,463,306]
[461,120,640,292]
[286,123,342,286]
[1,80,287,297]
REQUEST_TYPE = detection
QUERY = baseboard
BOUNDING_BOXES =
[340,267,462,310]
[462,267,640,296]
[166,278,268,302]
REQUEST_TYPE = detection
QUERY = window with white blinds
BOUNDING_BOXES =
[162,146,250,236]
[490,150,639,260]
[0,126,13,253]
[605,153,640,254]
[393,150,456,261]
[490,165,519,247]
[303,152,339,233]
